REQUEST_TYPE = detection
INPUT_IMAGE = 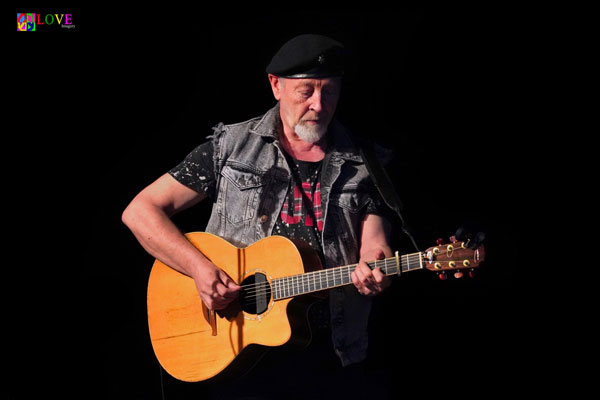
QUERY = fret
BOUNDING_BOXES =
[343,266,351,285]
[316,270,321,290]
[333,268,339,287]
[292,275,296,295]
[292,275,297,296]
[332,269,337,287]
[275,278,281,299]
[279,278,284,298]
[332,268,337,287]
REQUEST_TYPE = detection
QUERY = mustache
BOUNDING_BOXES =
[299,116,324,123]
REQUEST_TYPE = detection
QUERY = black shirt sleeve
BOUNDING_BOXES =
[168,140,216,199]
[365,184,387,216]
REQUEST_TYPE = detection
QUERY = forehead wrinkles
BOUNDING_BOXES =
[286,78,340,90]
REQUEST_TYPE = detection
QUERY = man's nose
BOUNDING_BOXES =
[309,91,323,113]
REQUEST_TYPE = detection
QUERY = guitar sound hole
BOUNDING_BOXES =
[239,273,271,315]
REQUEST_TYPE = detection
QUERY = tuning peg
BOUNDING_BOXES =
[437,271,447,280]
[436,238,445,246]
[468,269,476,278]
[454,271,464,279]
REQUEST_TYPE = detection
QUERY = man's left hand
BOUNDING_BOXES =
[350,250,391,296]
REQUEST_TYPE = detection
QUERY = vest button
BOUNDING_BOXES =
[260,215,268,223]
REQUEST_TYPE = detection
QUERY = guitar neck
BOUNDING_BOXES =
[272,251,423,300]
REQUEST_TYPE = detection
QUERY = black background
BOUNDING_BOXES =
[8,5,523,399]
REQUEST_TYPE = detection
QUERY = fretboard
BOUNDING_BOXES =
[272,251,423,300]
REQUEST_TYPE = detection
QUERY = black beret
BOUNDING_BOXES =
[266,34,345,78]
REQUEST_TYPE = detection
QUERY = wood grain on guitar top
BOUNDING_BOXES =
[147,232,316,382]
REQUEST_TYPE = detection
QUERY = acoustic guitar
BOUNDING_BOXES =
[147,232,485,382]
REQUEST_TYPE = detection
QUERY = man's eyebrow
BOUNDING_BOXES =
[295,84,314,92]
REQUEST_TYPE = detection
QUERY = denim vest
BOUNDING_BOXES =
[205,103,374,366]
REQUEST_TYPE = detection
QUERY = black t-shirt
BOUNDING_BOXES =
[169,140,385,255]
[274,152,324,255]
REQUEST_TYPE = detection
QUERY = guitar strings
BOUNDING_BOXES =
[239,260,410,293]
[236,248,473,303]
[237,254,422,296]
[238,256,423,300]
[242,254,474,299]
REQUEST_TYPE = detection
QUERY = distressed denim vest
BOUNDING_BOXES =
[205,103,374,366]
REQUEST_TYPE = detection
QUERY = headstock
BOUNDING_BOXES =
[423,236,485,280]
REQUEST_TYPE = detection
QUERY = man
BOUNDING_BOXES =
[123,34,393,397]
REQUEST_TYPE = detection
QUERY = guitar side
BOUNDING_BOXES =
[147,232,311,382]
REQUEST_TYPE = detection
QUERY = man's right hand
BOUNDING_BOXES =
[192,262,242,310]
[122,173,242,310]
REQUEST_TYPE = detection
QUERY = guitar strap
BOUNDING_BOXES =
[358,141,420,252]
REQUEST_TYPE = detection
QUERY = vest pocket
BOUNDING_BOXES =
[328,184,369,214]
[218,164,266,225]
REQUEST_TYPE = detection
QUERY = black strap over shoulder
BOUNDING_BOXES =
[358,140,420,252]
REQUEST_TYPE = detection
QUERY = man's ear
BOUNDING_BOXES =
[268,74,282,101]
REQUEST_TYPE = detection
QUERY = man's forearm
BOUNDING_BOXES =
[122,201,210,279]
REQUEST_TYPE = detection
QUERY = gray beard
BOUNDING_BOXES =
[294,121,327,144]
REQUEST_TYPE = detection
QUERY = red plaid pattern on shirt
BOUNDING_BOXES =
[280,181,323,231]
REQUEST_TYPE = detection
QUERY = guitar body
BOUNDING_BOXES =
[147,232,322,382]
